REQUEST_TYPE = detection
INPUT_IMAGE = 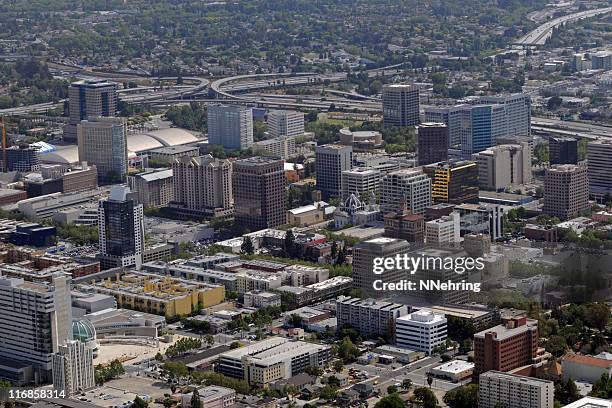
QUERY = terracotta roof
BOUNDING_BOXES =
[562,353,612,369]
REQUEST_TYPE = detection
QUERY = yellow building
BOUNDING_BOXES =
[91,272,225,317]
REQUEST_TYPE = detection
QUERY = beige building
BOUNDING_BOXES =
[252,136,297,159]
[478,371,554,408]
[268,110,305,138]
[172,155,233,217]
[380,169,432,215]
[425,212,460,247]
[77,117,128,182]
[128,168,173,208]
[543,164,589,220]
[287,203,325,227]
[382,83,420,127]
[341,168,381,202]
[472,143,532,190]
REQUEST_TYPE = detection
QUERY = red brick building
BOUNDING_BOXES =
[474,312,539,375]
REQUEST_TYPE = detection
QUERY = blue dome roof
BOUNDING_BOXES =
[72,319,96,343]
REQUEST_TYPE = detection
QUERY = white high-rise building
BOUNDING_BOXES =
[395,309,447,355]
[268,110,305,138]
[98,186,145,270]
[425,212,461,247]
[478,371,554,408]
[341,168,381,202]
[587,139,612,199]
[0,273,72,384]
[207,105,253,150]
[480,93,531,138]
[380,169,432,215]
[472,142,532,190]
[52,340,95,397]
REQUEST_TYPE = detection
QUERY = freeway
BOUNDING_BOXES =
[532,117,612,139]
[514,7,612,46]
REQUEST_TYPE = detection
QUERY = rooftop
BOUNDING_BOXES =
[474,318,537,341]
[562,353,612,369]
[432,360,475,374]
[480,370,554,387]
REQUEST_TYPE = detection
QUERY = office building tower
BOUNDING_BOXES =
[543,164,589,220]
[98,186,145,269]
[474,312,538,374]
[172,155,233,218]
[341,168,380,202]
[268,110,305,138]
[591,51,612,70]
[587,140,612,199]
[127,168,174,209]
[52,340,95,397]
[0,273,72,384]
[207,105,253,150]
[395,309,447,355]
[3,146,40,172]
[472,143,532,190]
[549,137,578,165]
[62,164,99,194]
[417,123,449,166]
[233,156,286,230]
[64,79,118,142]
[425,212,461,247]
[424,106,463,147]
[336,296,409,339]
[352,237,410,297]
[252,136,297,159]
[460,104,507,158]
[382,84,420,127]
[380,169,432,215]
[424,160,479,204]
[480,93,531,138]
[456,203,504,241]
[478,371,554,408]
[77,117,128,183]
[315,144,352,199]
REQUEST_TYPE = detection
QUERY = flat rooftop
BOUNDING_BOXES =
[474,319,537,341]
[432,360,475,374]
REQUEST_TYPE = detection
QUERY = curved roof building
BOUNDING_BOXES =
[144,128,199,146]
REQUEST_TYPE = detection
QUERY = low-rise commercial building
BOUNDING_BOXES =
[430,360,474,382]
[561,353,612,384]
[181,385,235,408]
[336,296,409,339]
[243,291,281,308]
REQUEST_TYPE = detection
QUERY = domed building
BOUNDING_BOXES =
[72,319,99,358]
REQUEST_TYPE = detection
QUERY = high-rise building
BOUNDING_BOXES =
[471,143,532,190]
[335,296,409,339]
[474,312,538,375]
[233,156,286,230]
[172,155,233,218]
[77,117,128,183]
[424,106,463,147]
[52,340,95,397]
[417,123,449,166]
[425,212,460,247]
[341,168,380,202]
[480,93,531,139]
[98,186,145,269]
[382,84,420,127]
[549,137,578,165]
[478,371,554,408]
[460,104,507,158]
[543,164,589,220]
[64,79,118,142]
[380,169,432,215]
[0,273,72,384]
[591,51,612,70]
[587,140,612,199]
[315,144,352,199]
[268,110,305,138]
[352,237,410,297]
[207,105,253,150]
[3,146,40,172]
[127,168,174,209]
[252,136,297,159]
[424,160,479,204]
[395,309,447,355]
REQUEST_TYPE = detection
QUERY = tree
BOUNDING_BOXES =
[374,393,404,408]
[190,389,201,408]
[288,314,303,327]
[330,240,338,260]
[333,359,344,372]
[441,354,451,362]
[556,378,581,404]
[545,335,568,357]
[336,337,360,363]
[133,396,148,408]
[204,335,215,347]
[402,378,412,391]
[336,246,347,265]
[229,341,242,349]
[443,384,478,408]
[413,387,438,408]
[387,385,398,395]
[320,385,338,401]
[547,96,562,110]
[590,373,612,399]
[241,236,254,255]
[4,401,15,408]
[427,374,433,388]
[155,352,164,362]
[584,303,610,331]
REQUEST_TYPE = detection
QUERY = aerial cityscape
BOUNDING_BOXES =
[0,0,610,407]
